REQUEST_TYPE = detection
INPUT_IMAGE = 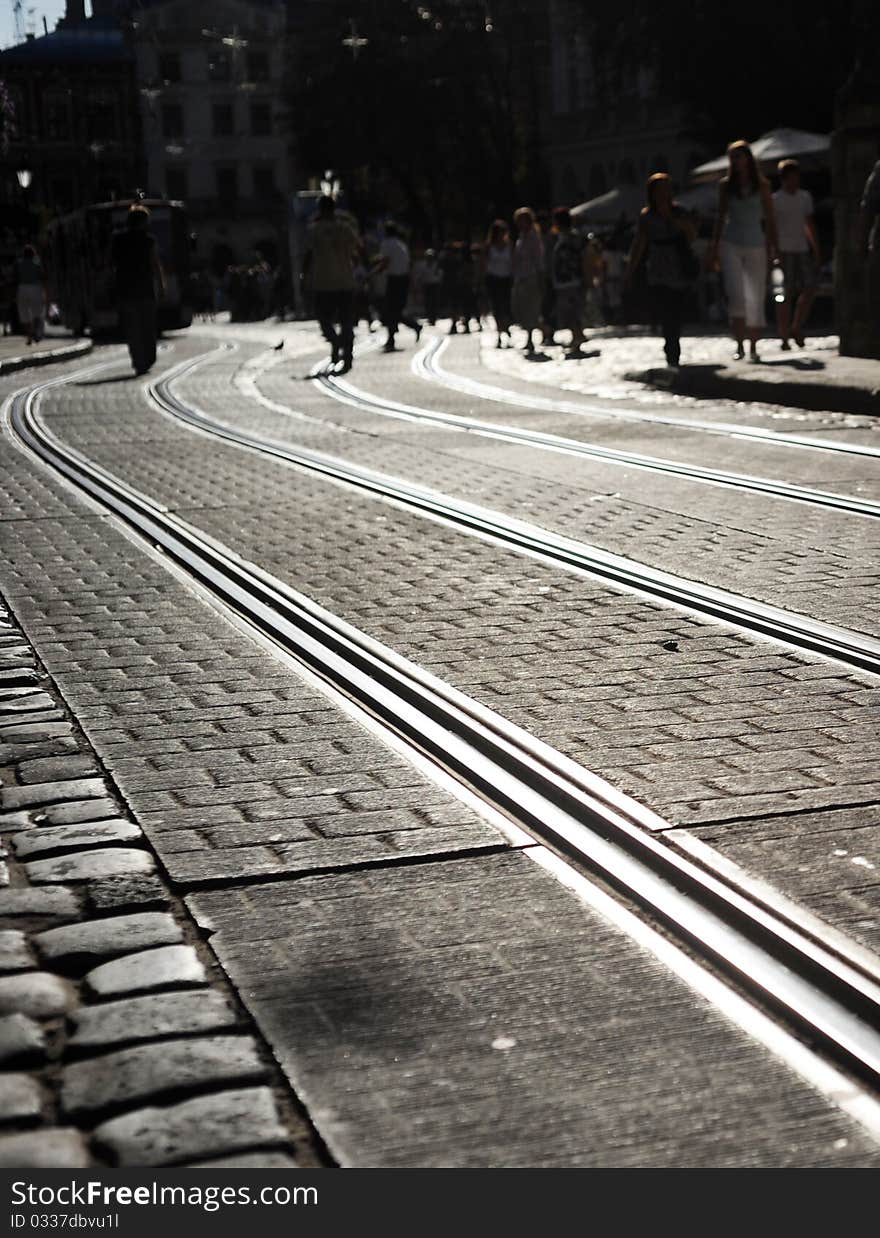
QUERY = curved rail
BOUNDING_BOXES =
[8,361,880,1111]
[313,357,880,519]
[416,335,880,460]
[155,349,880,675]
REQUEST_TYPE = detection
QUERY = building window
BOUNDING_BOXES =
[250,102,271,136]
[162,103,184,137]
[246,50,270,82]
[216,166,238,200]
[44,89,71,141]
[212,103,234,137]
[208,49,231,82]
[159,52,181,83]
[252,166,276,198]
[166,167,188,200]
[88,88,119,141]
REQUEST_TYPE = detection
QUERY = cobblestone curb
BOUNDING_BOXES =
[0,594,321,1169]
[0,339,93,377]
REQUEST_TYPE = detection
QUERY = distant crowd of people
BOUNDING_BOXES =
[5,140,879,380]
[304,138,872,373]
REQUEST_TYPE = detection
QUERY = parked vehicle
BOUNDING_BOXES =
[44,198,193,336]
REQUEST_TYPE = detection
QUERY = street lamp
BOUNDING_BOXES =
[16,168,31,190]
[320,169,341,198]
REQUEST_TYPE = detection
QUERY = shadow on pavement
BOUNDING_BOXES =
[73,374,137,386]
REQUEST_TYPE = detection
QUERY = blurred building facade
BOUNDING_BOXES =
[0,3,143,228]
[0,0,292,279]
[131,0,292,276]
[548,0,709,209]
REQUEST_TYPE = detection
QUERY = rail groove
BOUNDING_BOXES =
[307,350,880,520]
[154,348,880,675]
[6,360,880,1115]
[416,335,880,459]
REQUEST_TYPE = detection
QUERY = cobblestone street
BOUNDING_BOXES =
[1,320,879,1168]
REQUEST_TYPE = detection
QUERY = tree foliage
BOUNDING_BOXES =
[287,0,550,239]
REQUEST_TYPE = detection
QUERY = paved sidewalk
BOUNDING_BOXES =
[483,328,880,417]
[0,332,92,376]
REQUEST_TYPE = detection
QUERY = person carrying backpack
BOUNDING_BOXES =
[551,207,591,359]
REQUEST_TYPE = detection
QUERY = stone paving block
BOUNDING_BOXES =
[93,1086,288,1167]
[85,945,206,998]
[25,846,155,885]
[0,693,56,716]
[12,818,143,858]
[0,971,73,1017]
[0,930,34,972]
[1,737,78,763]
[38,798,119,826]
[70,989,239,1049]
[0,1128,91,1168]
[36,911,182,967]
[0,1072,43,1123]
[1,777,107,811]
[17,754,101,785]
[0,722,73,744]
[0,886,81,919]
[62,1034,267,1117]
[0,668,40,688]
[0,1013,46,1065]
[84,875,170,913]
[0,810,33,831]
[0,711,66,729]
[187,1151,299,1168]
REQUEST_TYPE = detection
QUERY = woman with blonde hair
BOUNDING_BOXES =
[625,173,697,367]
[511,206,544,353]
[707,139,778,362]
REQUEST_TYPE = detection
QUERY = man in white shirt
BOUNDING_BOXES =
[773,159,821,349]
[372,222,422,352]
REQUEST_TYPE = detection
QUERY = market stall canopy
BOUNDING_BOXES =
[675,182,719,214]
[571,184,646,224]
[689,128,830,183]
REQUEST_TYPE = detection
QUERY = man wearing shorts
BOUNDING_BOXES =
[773,159,820,349]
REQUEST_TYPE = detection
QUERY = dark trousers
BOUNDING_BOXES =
[314,289,354,359]
[383,274,419,340]
[120,298,157,374]
[650,284,686,365]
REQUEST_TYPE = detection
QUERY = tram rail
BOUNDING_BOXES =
[155,348,880,675]
[415,335,880,460]
[6,356,880,1128]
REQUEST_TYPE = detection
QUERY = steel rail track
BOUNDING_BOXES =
[415,335,880,460]
[153,349,880,675]
[314,355,880,519]
[8,363,880,1107]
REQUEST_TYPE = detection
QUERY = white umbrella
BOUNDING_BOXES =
[689,128,830,183]
[570,184,646,224]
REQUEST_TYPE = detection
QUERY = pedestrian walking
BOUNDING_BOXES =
[625,173,698,368]
[536,209,558,345]
[301,195,358,371]
[483,219,513,348]
[550,207,592,358]
[14,243,47,345]
[110,205,164,375]
[373,222,421,352]
[858,157,880,346]
[773,159,820,349]
[707,139,779,362]
[422,248,443,325]
[511,206,544,354]
[442,242,470,333]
